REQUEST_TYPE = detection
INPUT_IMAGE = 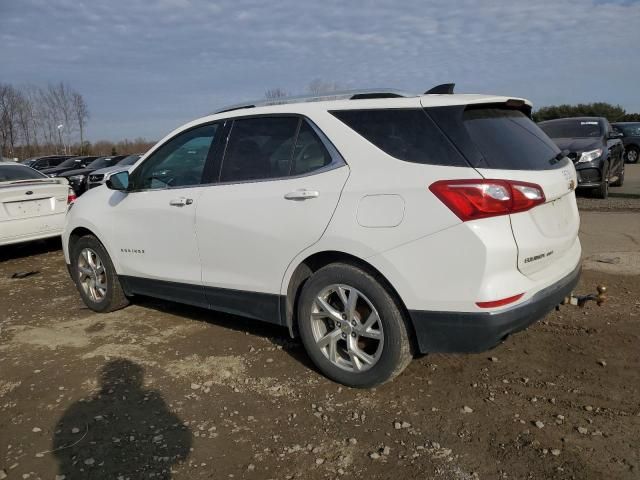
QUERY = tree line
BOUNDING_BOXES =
[531,102,639,123]
[0,82,155,160]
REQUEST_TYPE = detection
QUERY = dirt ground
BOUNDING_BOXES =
[1,196,639,480]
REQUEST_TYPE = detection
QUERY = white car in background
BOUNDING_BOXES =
[1,162,75,246]
[63,86,581,387]
[86,154,142,190]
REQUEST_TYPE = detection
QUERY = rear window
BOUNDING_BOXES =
[539,119,602,139]
[425,106,564,170]
[0,164,47,181]
[330,109,468,167]
[462,108,561,170]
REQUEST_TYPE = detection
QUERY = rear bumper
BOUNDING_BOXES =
[408,263,581,353]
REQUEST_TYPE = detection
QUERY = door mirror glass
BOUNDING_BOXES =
[106,171,129,191]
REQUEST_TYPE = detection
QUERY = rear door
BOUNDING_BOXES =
[426,103,580,277]
[196,115,349,321]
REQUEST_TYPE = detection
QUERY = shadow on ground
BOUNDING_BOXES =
[52,359,191,479]
[0,237,61,262]
[135,296,317,371]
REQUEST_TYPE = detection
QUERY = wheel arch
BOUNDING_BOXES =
[67,225,121,273]
[283,250,417,349]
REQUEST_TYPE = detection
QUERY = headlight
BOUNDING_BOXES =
[577,148,603,163]
[69,175,85,182]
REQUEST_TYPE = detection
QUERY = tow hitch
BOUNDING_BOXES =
[559,285,608,308]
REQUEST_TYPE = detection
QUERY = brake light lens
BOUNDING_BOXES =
[67,191,77,204]
[429,179,545,221]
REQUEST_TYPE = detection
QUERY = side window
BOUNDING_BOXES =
[290,121,333,176]
[220,117,299,182]
[331,109,468,167]
[133,124,218,190]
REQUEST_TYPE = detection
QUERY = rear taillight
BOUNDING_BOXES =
[67,191,77,204]
[429,179,545,221]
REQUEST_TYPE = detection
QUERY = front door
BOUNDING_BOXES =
[108,123,220,307]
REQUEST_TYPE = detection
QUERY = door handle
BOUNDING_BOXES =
[284,189,319,200]
[169,197,193,207]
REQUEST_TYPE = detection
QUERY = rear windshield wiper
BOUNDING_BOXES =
[549,150,569,165]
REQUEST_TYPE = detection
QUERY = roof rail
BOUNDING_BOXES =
[424,83,455,95]
[213,88,413,114]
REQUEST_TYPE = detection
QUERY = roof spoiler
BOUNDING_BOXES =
[424,83,455,95]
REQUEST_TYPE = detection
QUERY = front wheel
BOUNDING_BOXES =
[611,163,625,187]
[594,167,609,199]
[297,263,412,388]
[70,235,129,313]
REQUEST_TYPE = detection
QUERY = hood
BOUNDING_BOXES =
[40,163,85,175]
[550,137,602,153]
[60,167,94,177]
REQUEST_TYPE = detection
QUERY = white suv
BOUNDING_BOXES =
[63,86,581,387]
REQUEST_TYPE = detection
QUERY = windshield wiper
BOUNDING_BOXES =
[549,150,569,165]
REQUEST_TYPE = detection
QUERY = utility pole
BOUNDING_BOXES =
[57,124,65,154]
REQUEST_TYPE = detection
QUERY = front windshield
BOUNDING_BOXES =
[87,157,116,169]
[0,164,47,181]
[539,120,602,138]
[119,155,141,166]
[58,157,83,168]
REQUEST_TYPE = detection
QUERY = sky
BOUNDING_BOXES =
[2,0,640,141]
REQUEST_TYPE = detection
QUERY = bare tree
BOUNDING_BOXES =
[0,81,92,159]
[265,88,289,100]
[306,79,343,96]
[0,84,21,158]
[72,92,89,154]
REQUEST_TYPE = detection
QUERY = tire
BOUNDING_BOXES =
[594,166,609,199]
[297,263,412,388]
[70,235,129,313]
[625,146,639,164]
[611,163,625,187]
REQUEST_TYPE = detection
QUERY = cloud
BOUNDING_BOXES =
[1,0,639,140]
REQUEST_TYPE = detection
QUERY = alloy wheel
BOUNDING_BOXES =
[310,284,384,372]
[77,247,108,302]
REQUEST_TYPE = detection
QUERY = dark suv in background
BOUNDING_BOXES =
[612,122,640,164]
[538,117,625,198]
[20,155,76,170]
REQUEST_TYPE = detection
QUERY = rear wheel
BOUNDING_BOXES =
[625,146,638,164]
[297,263,412,388]
[70,235,129,313]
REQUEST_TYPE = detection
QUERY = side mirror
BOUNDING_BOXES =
[106,171,130,191]
[608,131,623,139]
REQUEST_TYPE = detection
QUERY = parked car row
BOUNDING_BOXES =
[20,154,143,196]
